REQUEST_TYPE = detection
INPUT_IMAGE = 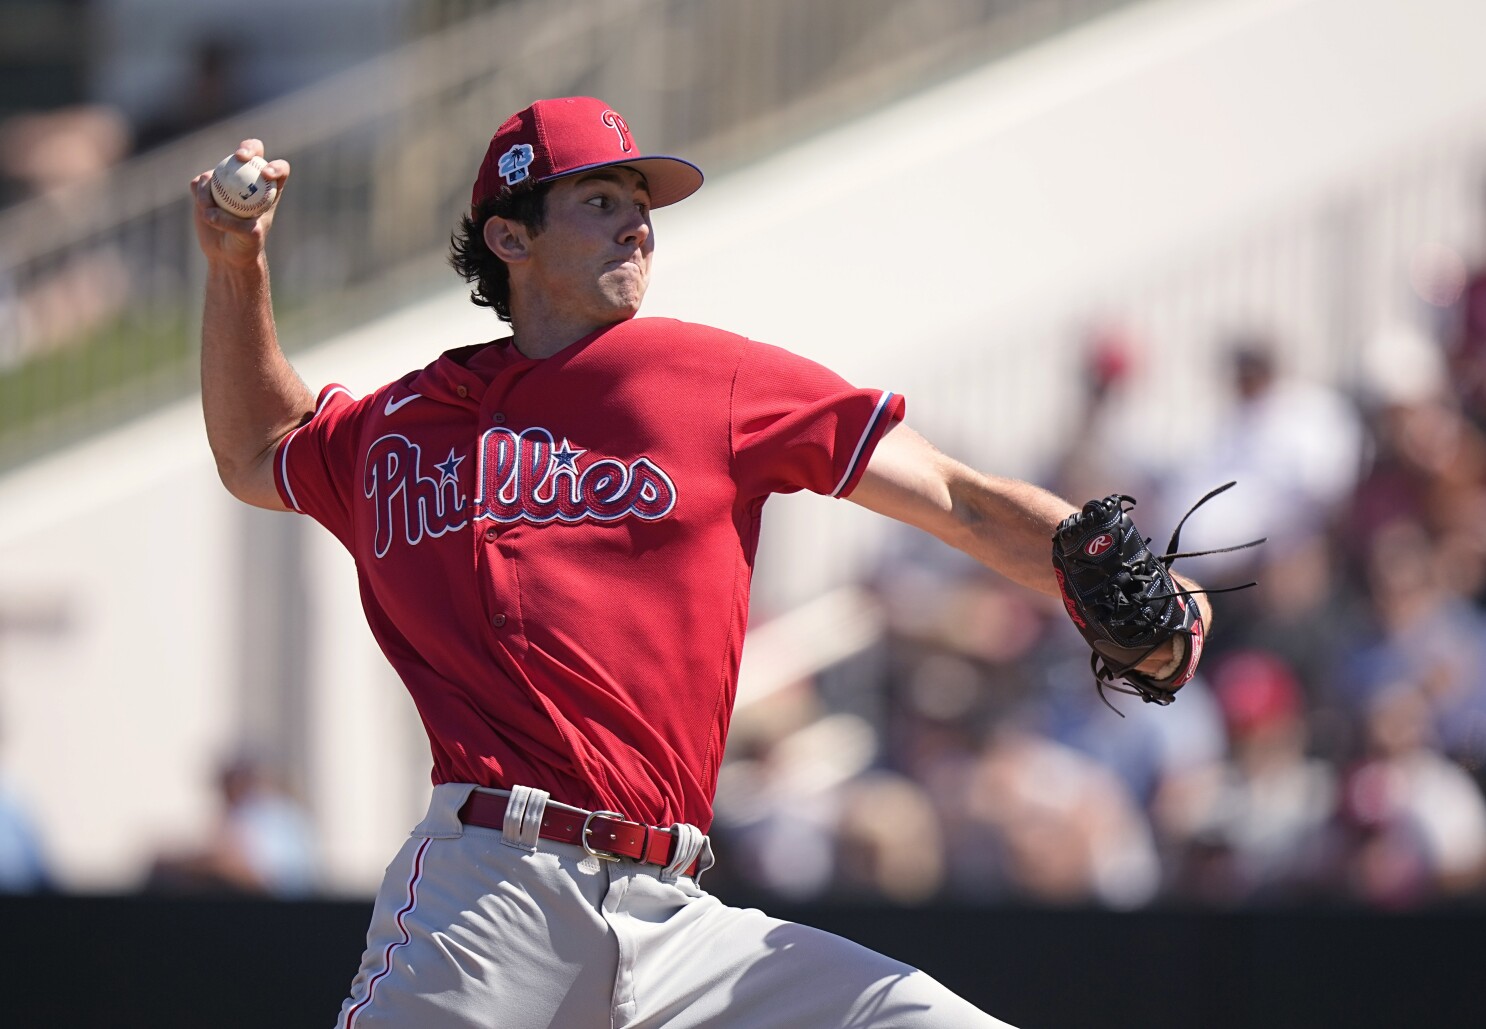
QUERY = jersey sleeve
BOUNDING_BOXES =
[274,383,366,548]
[730,341,905,500]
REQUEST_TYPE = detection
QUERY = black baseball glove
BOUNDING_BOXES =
[1051,482,1262,713]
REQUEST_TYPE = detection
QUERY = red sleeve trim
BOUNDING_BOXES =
[274,384,354,513]
[832,390,905,498]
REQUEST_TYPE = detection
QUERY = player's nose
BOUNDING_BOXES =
[618,209,650,248]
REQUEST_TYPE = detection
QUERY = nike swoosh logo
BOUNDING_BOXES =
[384,393,422,417]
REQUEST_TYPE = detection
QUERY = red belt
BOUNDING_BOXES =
[459,791,700,876]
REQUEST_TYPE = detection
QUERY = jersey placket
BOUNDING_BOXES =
[472,360,536,659]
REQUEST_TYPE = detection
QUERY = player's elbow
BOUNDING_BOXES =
[212,460,254,505]
[212,445,289,512]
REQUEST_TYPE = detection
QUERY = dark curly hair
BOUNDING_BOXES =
[448,179,553,323]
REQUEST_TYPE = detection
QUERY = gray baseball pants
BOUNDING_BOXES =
[335,783,1016,1028]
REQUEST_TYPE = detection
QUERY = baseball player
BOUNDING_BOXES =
[190,96,1210,1028]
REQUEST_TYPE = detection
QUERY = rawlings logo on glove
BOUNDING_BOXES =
[1051,482,1262,714]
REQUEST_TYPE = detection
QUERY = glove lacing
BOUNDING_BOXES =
[1091,482,1266,715]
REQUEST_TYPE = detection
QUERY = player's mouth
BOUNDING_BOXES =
[605,255,647,275]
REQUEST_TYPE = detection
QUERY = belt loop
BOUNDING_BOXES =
[501,785,549,850]
[660,823,705,883]
[411,783,477,839]
[640,825,672,866]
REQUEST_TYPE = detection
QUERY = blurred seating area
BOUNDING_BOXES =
[710,279,1486,911]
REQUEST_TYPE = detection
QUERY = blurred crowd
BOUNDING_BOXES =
[708,279,1486,912]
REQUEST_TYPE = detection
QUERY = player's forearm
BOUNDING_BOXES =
[851,425,1076,597]
[938,467,1077,599]
[200,256,313,506]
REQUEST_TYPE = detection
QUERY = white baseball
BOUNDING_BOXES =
[210,153,278,219]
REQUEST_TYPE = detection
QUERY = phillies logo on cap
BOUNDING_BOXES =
[601,110,633,152]
[1085,533,1114,557]
[498,144,535,185]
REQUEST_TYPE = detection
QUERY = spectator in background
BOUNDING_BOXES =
[1153,651,1335,906]
[1159,334,1364,584]
[146,751,317,898]
[1337,682,1486,908]
[1023,637,1228,809]
[1349,320,1486,606]
[1335,517,1486,777]
[958,724,1160,910]
[883,650,1011,904]
[833,770,946,904]
[1046,323,1159,506]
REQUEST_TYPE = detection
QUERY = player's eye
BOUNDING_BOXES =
[585,194,611,209]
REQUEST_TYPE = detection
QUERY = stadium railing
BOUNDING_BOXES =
[0,0,1131,471]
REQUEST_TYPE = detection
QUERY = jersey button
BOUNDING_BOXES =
[492,412,506,424]
[456,385,469,398]
[483,527,498,542]
[491,613,507,628]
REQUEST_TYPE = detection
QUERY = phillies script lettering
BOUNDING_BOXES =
[475,427,676,524]
[364,428,677,557]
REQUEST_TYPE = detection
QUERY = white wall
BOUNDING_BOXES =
[4,0,1485,892]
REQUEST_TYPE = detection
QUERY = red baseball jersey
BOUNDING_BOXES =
[275,317,903,830]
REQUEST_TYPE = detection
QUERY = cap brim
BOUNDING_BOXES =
[539,155,704,208]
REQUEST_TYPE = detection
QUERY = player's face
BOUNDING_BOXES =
[525,167,654,325]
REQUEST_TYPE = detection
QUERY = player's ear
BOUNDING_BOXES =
[484,216,529,264]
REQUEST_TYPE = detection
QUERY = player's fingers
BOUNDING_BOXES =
[194,187,262,235]
[1134,637,1184,677]
[234,138,265,161]
[262,158,291,187]
[191,174,228,220]
[190,173,224,220]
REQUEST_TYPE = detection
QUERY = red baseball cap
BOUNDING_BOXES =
[471,97,703,212]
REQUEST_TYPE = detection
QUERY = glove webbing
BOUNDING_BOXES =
[1093,481,1266,715]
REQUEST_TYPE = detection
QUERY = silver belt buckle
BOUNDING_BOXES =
[581,809,627,862]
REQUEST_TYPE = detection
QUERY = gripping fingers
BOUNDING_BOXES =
[190,153,287,231]
[192,175,252,235]
[234,138,291,191]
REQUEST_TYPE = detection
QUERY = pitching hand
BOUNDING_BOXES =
[190,139,290,269]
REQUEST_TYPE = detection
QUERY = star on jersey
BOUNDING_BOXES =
[434,448,465,486]
[551,439,585,471]
[364,434,468,558]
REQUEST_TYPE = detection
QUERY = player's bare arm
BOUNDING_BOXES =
[191,139,312,511]
[849,421,1213,674]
